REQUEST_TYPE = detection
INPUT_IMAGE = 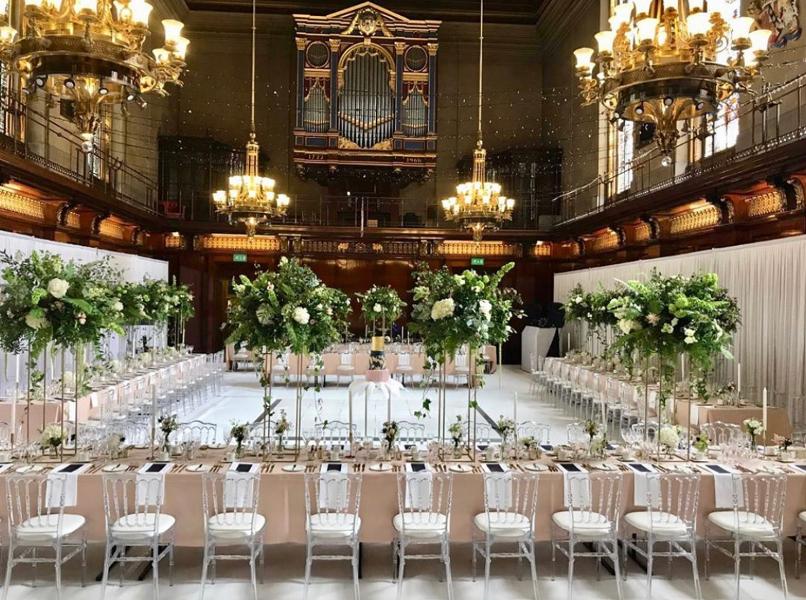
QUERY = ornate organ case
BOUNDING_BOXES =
[293,3,440,181]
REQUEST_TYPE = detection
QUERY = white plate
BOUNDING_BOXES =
[449,464,472,473]
[525,463,548,472]
[777,458,796,463]
[369,463,393,472]
[185,464,211,473]
[15,465,44,474]
[102,464,128,473]
[282,464,305,472]
[589,462,618,471]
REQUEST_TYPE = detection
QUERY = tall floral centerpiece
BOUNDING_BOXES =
[565,270,740,460]
[169,278,194,349]
[227,257,350,459]
[410,262,522,457]
[0,252,124,448]
[357,285,405,374]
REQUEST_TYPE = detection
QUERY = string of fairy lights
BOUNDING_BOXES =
[57,32,806,201]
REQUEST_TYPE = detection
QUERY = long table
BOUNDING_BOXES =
[0,354,207,442]
[545,358,792,438]
[1,450,803,547]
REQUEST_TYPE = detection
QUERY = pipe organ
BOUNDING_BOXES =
[293,3,440,182]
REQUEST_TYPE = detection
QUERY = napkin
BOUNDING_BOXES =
[702,464,743,508]
[46,463,91,508]
[626,463,659,507]
[404,463,433,509]
[225,462,258,508]
[136,463,171,506]
[481,464,512,510]
[557,463,590,508]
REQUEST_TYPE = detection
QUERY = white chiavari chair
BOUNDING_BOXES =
[177,420,218,446]
[704,472,789,600]
[700,421,745,447]
[315,421,356,447]
[3,473,87,600]
[798,508,806,579]
[336,352,356,386]
[393,352,414,385]
[621,472,702,600]
[306,353,325,387]
[200,471,265,600]
[393,471,454,600]
[100,473,176,600]
[472,422,496,448]
[123,420,152,448]
[471,472,540,600]
[551,471,623,600]
[517,421,551,445]
[270,352,290,386]
[396,420,427,445]
[452,351,470,388]
[303,472,363,600]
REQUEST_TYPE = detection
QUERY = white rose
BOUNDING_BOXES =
[293,307,310,325]
[453,275,464,286]
[478,299,492,320]
[618,319,635,334]
[113,301,124,312]
[661,323,674,334]
[373,303,383,313]
[47,278,69,299]
[25,311,47,330]
[430,298,455,321]
[472,286,482,293]
[280,257,289,265]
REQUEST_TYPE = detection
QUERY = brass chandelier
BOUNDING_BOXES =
[0,0,188,148]
[441,0,514,243]
[574,0,772,165]
[212,0,289,238]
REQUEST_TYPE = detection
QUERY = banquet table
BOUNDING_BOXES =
[226,345,498,378]
[0,354,207,442]
[0,449,803,547]
[674,398,792,438]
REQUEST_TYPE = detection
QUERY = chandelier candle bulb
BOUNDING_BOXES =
[749,28,771,54]
[0,26,16,43]
[635,17,659,45]
[687,12,712,38]
[614,2,635,25]
[662,0,678,12]
[595,31,616,55]
[162,19,184,45]
[574,47,595,71]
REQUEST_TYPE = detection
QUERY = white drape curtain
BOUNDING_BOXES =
[554,235,806,405]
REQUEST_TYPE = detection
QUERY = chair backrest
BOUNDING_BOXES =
[564,472,622,536]
[340,352,353,366]
[178,420,218,445]
[644,472,700,534]
[517,421,551,444]
[102,473,165,537]
[307,353,324,372]
[303,472,362,536]
[481,472,539,532]
[202,471,261,536]
[396,420,426,443]
[5,474,66,532]
[700,421,745,446]
[566,422,586,445]
[315,420,356,445]
[732,473,787,533]
[123,420,152,447]
[395,471,453,533]
[398,352,411,368]
[472,421,495,445]
[454,353,468,369]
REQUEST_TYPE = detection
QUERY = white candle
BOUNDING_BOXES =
[602,394,607,427]
[762,387,768,437]
[737,362,741,394]
[513,392,518,424]
[567,333,571,354]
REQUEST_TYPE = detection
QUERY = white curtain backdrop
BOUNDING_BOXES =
[554,235,806,410]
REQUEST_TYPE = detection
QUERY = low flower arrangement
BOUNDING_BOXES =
[159,414,179,453]
[40,424,67,453]
[274,410,291,450]
[448,415,465,451]
[743,418,764,440]
[382,420,398,454]
[230,421,250,457]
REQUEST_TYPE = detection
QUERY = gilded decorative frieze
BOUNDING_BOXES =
[0,188,45,220]
[585,231,620,253]
[746,189,785,218]
[195,235,281,252]
[668,205,720,235]
[99,220,125,240]
[437,241,520,257]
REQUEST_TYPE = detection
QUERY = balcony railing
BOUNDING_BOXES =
[557,72,806,225]
[0,86,158,214]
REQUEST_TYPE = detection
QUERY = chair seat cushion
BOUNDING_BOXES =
[393,513,447,538]
[110,513,176,541]
[707,511,777,539]
[473,512,532,537]
[17,514,86,542]
[624,511,689,537]
[395,366,414,372]
[307,514,361,538]
[552,510,613,538]
[336,366,355,372]
[208,513,266,540]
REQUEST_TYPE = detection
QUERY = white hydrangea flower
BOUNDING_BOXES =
[661,323,674,334]
[453,275,464,286]
[478,299,492,320]
[47,278,69,299]
[113,301,124,312]
[373,303,382,313]
[25,311,47,330]
[292,306,310,325]
[618,319,635,334]
[430,298,455,321]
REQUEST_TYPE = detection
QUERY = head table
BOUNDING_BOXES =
[0,447,803,547]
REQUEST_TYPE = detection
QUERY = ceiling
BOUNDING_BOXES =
[183,0,553,24]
